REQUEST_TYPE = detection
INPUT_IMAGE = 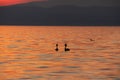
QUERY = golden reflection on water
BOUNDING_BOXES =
[0,26,120,80]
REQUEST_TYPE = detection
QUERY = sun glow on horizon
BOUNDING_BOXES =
[0,0,47,6]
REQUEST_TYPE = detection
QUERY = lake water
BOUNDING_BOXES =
[0,26,120,80]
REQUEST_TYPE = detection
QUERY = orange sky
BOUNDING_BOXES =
[0,0,47,6]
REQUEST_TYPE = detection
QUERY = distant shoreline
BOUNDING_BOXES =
[0,25,120,27]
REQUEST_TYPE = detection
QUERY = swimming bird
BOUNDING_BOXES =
[64,43,70,51]
[55,44,59,51]
[89,38,95,41]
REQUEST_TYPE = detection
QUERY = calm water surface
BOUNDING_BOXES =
[0,26,120,80]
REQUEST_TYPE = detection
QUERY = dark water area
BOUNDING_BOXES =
[0,26,120,80]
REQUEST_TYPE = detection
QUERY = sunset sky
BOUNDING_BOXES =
[0,0,119,7]
[0,0,120,26]
[0,0,47,6]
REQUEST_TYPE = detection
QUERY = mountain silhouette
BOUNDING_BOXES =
[0,2,120,26]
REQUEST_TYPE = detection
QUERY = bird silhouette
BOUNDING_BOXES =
[64,43,70,51]
[55,44,59,51]
[89,38,95,41]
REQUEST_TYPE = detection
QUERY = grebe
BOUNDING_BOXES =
[64,43,70,51]
[55,44,59,51]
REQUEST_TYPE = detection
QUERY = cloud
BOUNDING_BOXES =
[46,0,120,6]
